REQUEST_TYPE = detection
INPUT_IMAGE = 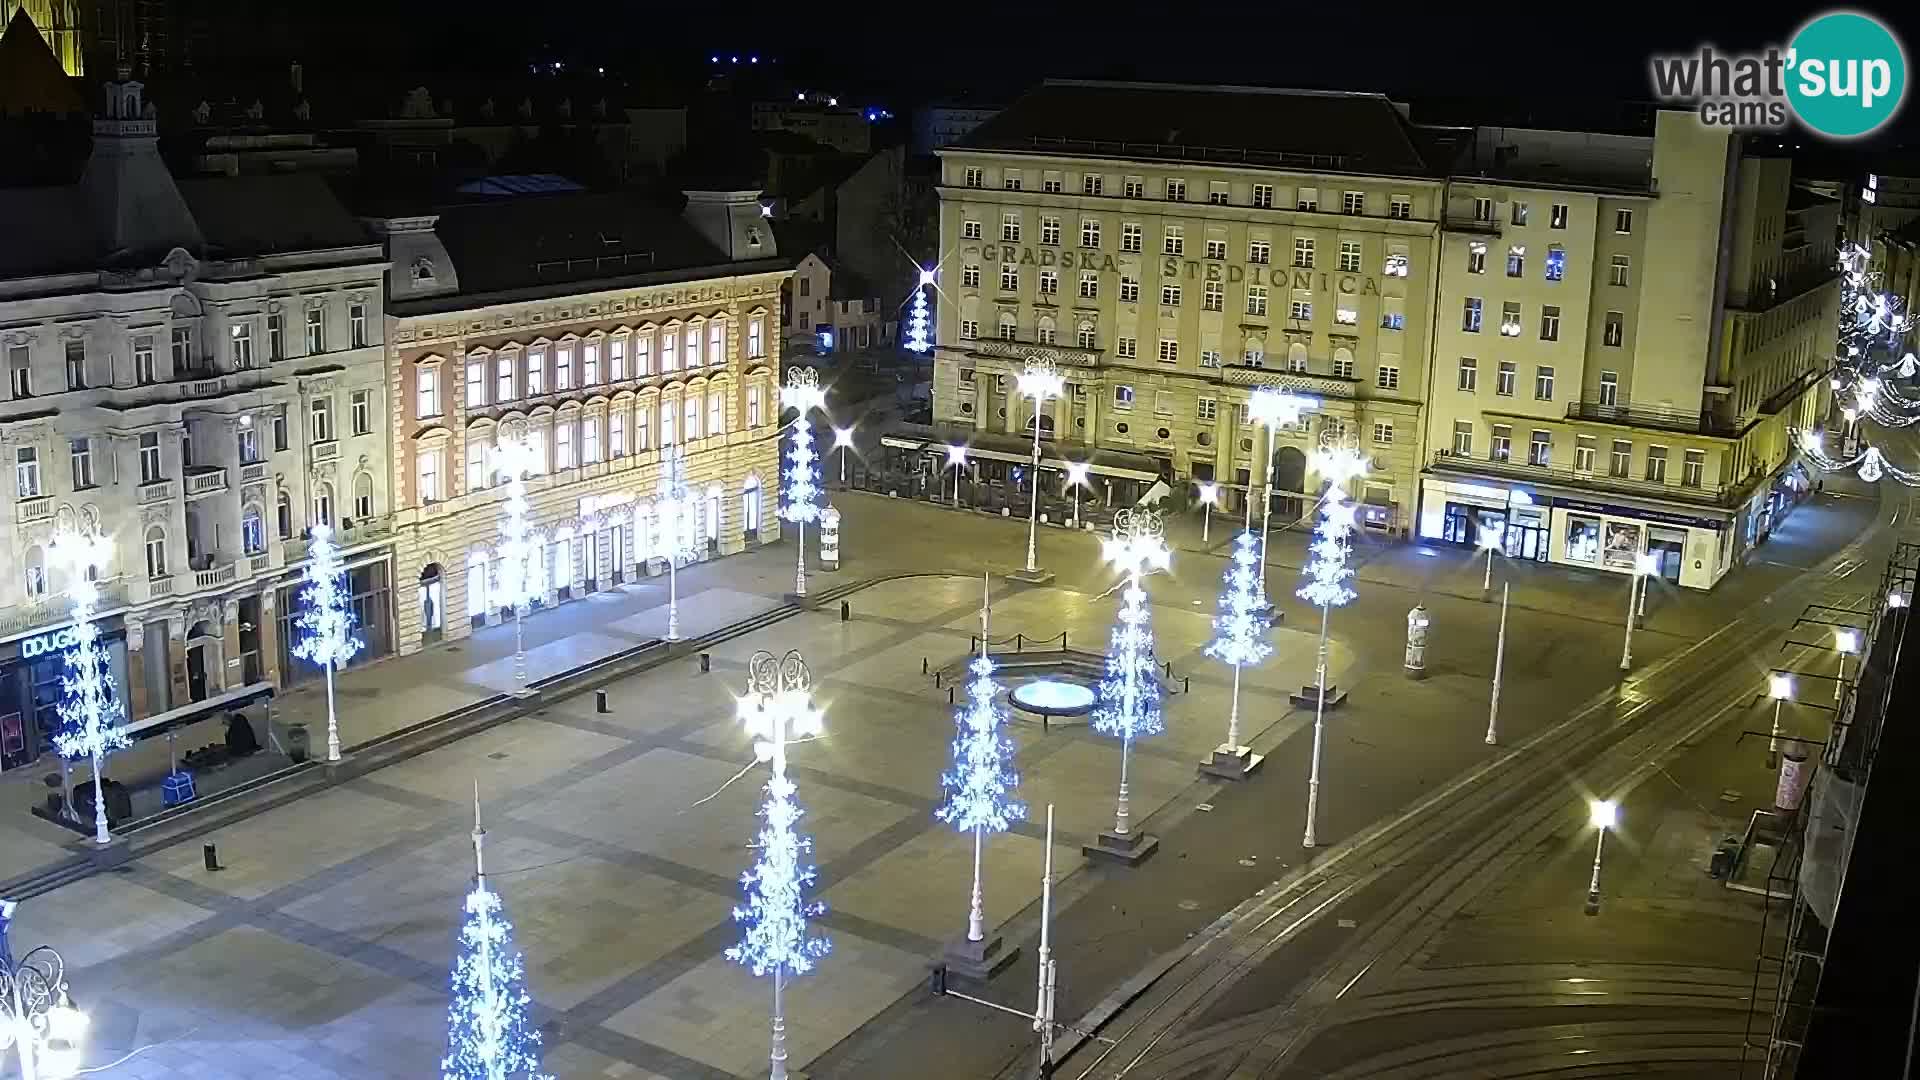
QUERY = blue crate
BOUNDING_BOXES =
[162,770,196,807]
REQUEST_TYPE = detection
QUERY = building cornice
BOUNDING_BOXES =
[387,259,793,322]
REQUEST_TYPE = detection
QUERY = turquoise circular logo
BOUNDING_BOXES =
[1787,11,1907,138]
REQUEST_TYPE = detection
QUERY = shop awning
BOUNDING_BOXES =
[124,681,275,742]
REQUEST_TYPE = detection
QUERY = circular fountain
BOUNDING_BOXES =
[1010,677,1097,721]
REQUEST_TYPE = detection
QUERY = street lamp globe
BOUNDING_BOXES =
[1065,461,1090,488]
[1769,673,1794,700]
[832,425,855,449]
[1589,799,1618,830]
[1890,590,1909,609]
[946,443,968,466]
[1836,628,1860,655]
[1198,482,1218,506]
[1634,552,1661,577]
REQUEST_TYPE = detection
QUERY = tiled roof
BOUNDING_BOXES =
[177,174,374,256]
[955,80,1444,178]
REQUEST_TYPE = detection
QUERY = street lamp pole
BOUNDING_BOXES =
[1478,526,1499,595]
[1033,804,1058,1075]
[832,426,855,487]
[1584,799,1617,916]
[491,424,542,690]
[1247,389,1318,604]
[1197,482,1218,546]
[1017,359,1066,576]
[1835,628,1859,705]
[656,443,695,642]
[1618,553,1658,671]
[1767,673,1794,769]
[1486,582,1509,745]
[782,369,827,599]
[946,444,967,506]
[1299,438,1366,849]
[1065,462,1089,529]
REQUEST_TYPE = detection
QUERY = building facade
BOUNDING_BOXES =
[375,189,789,655]
[1422,114,1838,590]
[0,73,394,772]
[930,81,1442,532]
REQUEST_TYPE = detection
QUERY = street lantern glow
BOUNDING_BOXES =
[1477,526,1501,552]
[1890,590,1909,609]
[946,443,968,466]
[1589,799,1618,830]
[1065,461,1089,487]
[832,426,855,449]
[1198,482,1218,506]
[1836,628,1860,654]
[1634,552,1661,576]
[1017,358,1067,573]
[1769,673,1794,700]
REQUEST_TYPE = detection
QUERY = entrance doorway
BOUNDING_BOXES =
[1272,446,1307,523]
[1647,527,1687,583]
[185,620,217,702]
[418,563,444,644]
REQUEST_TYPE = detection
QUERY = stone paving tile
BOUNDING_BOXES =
[1016,737,1199,844]
[5,874,214,972]
[604,586,771,642]
[331,678,491,750]
[283,829,732,1011]
[146,786,432,901]
[505,746,917,882]
[368,716,631,806]
[702,609,903,667]
[555,661,745,736]
[461,631,641,693]
[543,1039,678,1079]
[604,930,926,1078]
[822,826,1079,945]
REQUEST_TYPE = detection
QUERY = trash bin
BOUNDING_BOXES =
[286,723,310,764]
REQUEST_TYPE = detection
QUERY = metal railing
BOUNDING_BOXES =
[1429,450,1734,504]
[1565,400,1740,437]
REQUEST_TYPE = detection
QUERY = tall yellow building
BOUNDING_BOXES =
[4,0,80,75]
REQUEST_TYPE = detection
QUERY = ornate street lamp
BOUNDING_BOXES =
[1,901,89,1080]
[1015,359,1066,577]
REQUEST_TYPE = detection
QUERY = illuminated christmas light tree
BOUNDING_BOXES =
[50,530,127,846]
[936,576,1025,951]
[781,368,826,597]
[1296,440,1367,848]
[1202,530,1272,776]
[1092,510,1169,852]
[442,788,548,1080]
[905,267,934,354]
[292,523,363,761]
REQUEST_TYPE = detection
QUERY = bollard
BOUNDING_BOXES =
[935,671,942,689]
[1165,660,1174,678]
[700,652,711,673]
[1183,676,1190,693]
[922,657,929,675]
[203,842,221,872]
[948,687,955,704]
[595,690,609,714]
[840,600,850,622]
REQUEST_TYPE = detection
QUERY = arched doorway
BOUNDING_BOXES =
[185,620,219,702]
[418,562,443,644]
[1273,445,1308,523]
[742,475,763,540]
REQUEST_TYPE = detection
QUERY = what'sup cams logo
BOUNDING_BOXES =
[1650,10,1908,138]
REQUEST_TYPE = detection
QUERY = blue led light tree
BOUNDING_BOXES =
[1201,530,1273,778]
[936,575,1025,973]
[729,650,830,1080]
[291,523,363,762]
[50,530,127,846]
[654,443,699,641]
[905,268,934,354]
[442,787,548,1080]
[781,368,826,598]
[1089,509,1170,863]
[1297,439,1367,848]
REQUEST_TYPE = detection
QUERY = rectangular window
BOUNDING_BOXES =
[1604,311,1625,347]
[1161,283,1181,306]
[1384,246,1409,277]
[1575,436,1596,472]
[134,335,156,384]
[1153,390,1174,416]
[1540,305,1561,341]
[1609,439,1631,477]
[68,437,94,490]
[1157,339,1178,364]
[1121,223,1142,252]
[1197,397,1217,421]
[1390,195,1412,219]
[1206,239,1226,260]
[310,396,333,442]
[963,220,982,240]
[682,328,699,370]
[964,167,983,188]
[1293,237,1314,268]
[1535,365,1555,400]
[555,421,574,469]
[1332,355,1354,378]
[1452,421,1473,456]
[1381,309,1406,330]
[1511,202,1529,226]
[1597,371,1619,408]
[1040,270,1059,295]
[1200,349,1221,368]
[267,314,285,360]
[1458,357,1478,391]
[1003,171,1022,191]
[1000,265,1019,291]
[1207,184,1229,206]
[1163,225,1184,255]
[1496,361,1517,396]
[466,360,486,407]
[352,389,372,435]
[1119,276,1139,303]
[466,440,487,492]
[961,320,978,339]
[273,408,288,452]
[1339,241,1361,272]
[1683,449,1705,488]
[527,347,547,394]
[610,410,627,456]
[1491,424,1512,462]
[497,354,515,400]
[1467,242,1486,274]
[1079,325,1098,349]
[223,324,252,371]
[349,303,368,348]
[709,392,726,437]
[170,327,191,372]
[1473,196,1493,221]
[1342,191,1365,215]
[1041,216,1061,245]
[1081,219,1100,247]
[1165,178,1185,201]
[1037,322,1055,345]
[1500,301,1522,337]
[13,447,38,498]
[660,332,677,372]
[1550,203,1569,229]
[1645,445,1668,483]
[1116,337,1136,359]
[1252,184,1273,208]
[1373,421,1394,445]
[1113,384,1134,409]
[1335,306,1358,326]
[139,433,162,483]
[635,334,652,375]
[1615,208,1634,234]
[1609,254,1630,286]
[1082,174,1103,196]
[1248,240,1271,264]
[415,368,439,419]
[1297,187,1318,211]
[1203,281,1222,310]
[1043,175,1062,194]
[1462,297,1483,332]
[585,340,602,384]
[1289,299,1313,321]
[636,405,651,449]
[1246,286,1268,316]
[1079,271,1099,299]
[1002,213,1020,242]
[1376,364,1400,390]
[1545,247,1566,282]
[418,448,442,502]
[1528,430,1551,466]
[962,265,981,288]
[1507,245,1525,277]
[305,308,324,353]
[1125,177,1146,198]
[998,317,1018,341]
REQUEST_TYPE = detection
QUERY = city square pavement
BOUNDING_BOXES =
[0,480,1869,1079]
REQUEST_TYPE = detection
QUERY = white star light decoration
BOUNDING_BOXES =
[1296,444,1368,610]
[936,647,1025,835]
[781,374,826,527]
[441,883,548,1080]
[1204,531,1274,669]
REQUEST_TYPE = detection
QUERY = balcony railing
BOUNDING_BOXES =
[184,467,229,498]
[1564,401,1740,437]
[284,513,396,563]
[1220,364,1357,398]
[148,575,175,598]
[194,562,238,590]
[15,495,53,525]
[137,480,174,504]
[249,553,272,574]
[1430,450,1733,506]
[182,374,233,399]
[311,440,339,463]
[240,462,269,484]
[966,339,1103,368]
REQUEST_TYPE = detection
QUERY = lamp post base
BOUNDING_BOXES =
[1584,890,1602,916]
[1083,828,1160,866]
[942,932,1019,982]
[1200,744,1264,781]
[1288,684,1348,710]
[1006,567,1055,585]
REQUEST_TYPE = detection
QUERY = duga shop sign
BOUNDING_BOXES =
[20,625,83,660]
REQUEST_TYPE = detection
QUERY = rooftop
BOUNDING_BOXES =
[954,80,1445,178]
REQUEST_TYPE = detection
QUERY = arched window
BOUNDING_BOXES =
[312,481,334,528]
[998,312,1018,341]
[1287,341,1309,373]
[352,471,374,519]
[276,490,293,539]
[1036,315,1056,345]
[1244,337,1266,368]
[144,526,168,578]
[241,504,266,554]
[23,545,46,598]
[1077,321,1097,350]
[742,474,762,535]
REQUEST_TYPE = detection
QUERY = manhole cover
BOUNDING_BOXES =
[1177,900,1200,911]
[488,752,510,761]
